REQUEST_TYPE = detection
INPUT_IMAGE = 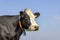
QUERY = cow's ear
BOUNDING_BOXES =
[19,11,24,17]
[34,12,40,18]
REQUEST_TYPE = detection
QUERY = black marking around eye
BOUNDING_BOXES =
[20,13,31,29]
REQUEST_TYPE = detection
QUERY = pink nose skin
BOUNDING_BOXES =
[34,26,39,30]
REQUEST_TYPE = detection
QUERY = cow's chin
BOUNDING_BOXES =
[26,26,39,31]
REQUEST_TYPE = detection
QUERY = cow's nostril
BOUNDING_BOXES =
[34,26,39,30]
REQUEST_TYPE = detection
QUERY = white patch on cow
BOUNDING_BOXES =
[24,8,39,31]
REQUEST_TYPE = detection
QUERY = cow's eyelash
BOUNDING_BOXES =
[25,18,28,19]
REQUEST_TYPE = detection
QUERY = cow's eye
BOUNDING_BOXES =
[25,17,28,20]
[25,18,29,22]
[25,18,27,19]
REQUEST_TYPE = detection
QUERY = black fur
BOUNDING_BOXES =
[0,14,31,40]
[0,15,23,40]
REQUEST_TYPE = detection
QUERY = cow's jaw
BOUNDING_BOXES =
[24,8,39,31]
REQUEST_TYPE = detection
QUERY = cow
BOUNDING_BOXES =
[0,8,40,40]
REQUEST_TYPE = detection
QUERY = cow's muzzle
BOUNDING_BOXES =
[26,26,39,31]
[34,26,39,30]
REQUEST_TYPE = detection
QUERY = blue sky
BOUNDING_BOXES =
[0,0,60,40]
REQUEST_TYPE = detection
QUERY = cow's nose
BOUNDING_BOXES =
[34,26,39,30]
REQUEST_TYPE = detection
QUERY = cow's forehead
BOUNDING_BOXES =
[24,8,35,19]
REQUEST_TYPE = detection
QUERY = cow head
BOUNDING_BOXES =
[20,8,40,31]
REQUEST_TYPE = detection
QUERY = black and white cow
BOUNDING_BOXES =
[0,8,40,40]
